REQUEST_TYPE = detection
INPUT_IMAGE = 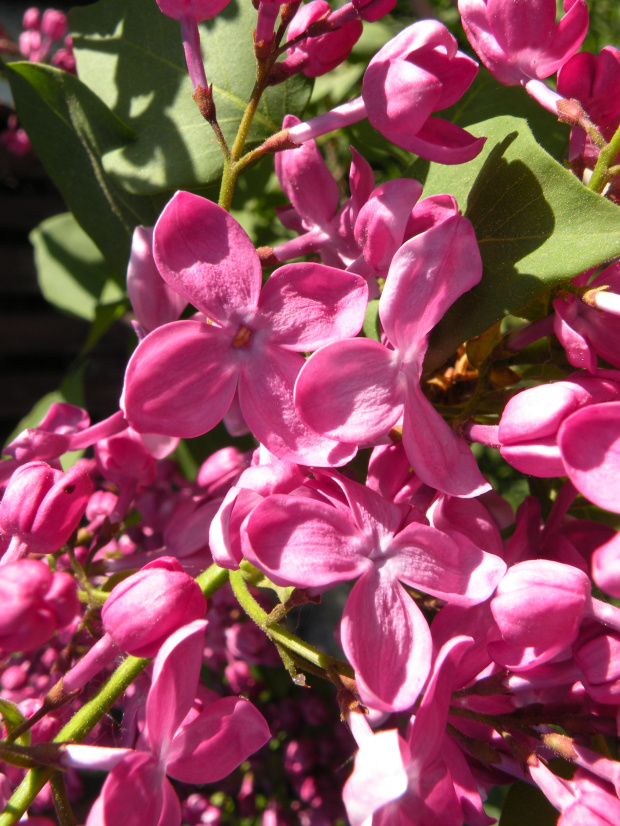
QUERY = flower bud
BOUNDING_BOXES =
[155,0,232,23]
[22,8,41,30]
[0,461,93,556]
[283,1,363,78]
[41,9,67,41]
[0,560,79,651]
[490,560,591,650]
[101,557,207,657]
[574,630,620,703]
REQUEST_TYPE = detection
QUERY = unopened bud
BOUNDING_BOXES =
[192,83,217,123]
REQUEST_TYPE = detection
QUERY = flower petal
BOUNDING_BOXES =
[239,346,357,466]
[244,494,368,588]
[146,619,207,760]
[343,729,410,826]
[342,568,432,711]
[402,383,490,497]
[380,215,482,358]
[388,522,506,605]
[166,696,270,783]
[559,402,620,513]
[153,191,261,324]
[295,338,405,442]
[122,321,239,438]
[258,263,368,350]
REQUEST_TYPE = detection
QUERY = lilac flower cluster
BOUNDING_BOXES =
[2,0,620,824]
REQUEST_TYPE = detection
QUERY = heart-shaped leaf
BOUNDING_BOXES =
[70,0,313,194]
[418,116,620,370]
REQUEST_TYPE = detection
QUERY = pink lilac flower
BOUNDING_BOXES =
[294,214,490,496]
[343,636,492,826]
[0,559,78,651]
[553,262,620,372]
[287,21,485,164]
[127,225,187,338]
[70,620,270,826]
[557,46,620,165]
[458,0,589,112]
[242,470,505,710]
[0,460,93,564]
[278,0,363,79]
[62,557,207,692]
[122,191,368,466]
[496,371,620,478]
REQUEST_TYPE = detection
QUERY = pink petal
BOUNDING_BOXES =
[559,402,620,513]
[535,0,589,78]
[258,263,368,350]
[122,321,239,438]
[294,338,405,442]
[408,636,473,766]
[380,216,482,359]
[487,0,556,56]
[153,191,261,325]
[364,59,443,137]
[239,345,357,466]
[354,179,423,272]
[388,521,505,605]
[402,383,490,497]
[276,115,340,228]
[343,729,410,826]
[98,752,166,826]
[349,146,375,220]
[385,116,486,164]
[244,494,369,588]
[342,567,432,711]
[166,696,270,783]
[146,620,207,760]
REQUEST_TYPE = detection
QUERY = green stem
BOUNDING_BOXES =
[229,568,354,681]
[0,655,150,826]
[0,563,232,824]
[195,562,229,598]
[588,119,620,194]
[50,772,77,826]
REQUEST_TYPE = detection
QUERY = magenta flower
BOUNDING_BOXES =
[280,0,363,79]
[74,621,270,826]
[0,460,93,564]
[498,372,620,478]
[458,0,589,88]
[553,262,620,372]
[62,557,207,693]
[342,636,488,826]
[0,559,79,651]
[127,226,186,337]
[122,191,367,466]
[294,215,489,496]
[243,471,505,710]
[287,21,485,164]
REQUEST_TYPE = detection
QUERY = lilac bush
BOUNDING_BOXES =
[1,0,620,824]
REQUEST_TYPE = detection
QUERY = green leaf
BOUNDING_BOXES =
[6,62,162,275]
[0,698,31,747]
[31,213,125,322]
[70,0,313,195]
[442,66,569,160]
[419,116,620,370]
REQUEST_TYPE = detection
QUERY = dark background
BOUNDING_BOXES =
[0,0,132,446]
